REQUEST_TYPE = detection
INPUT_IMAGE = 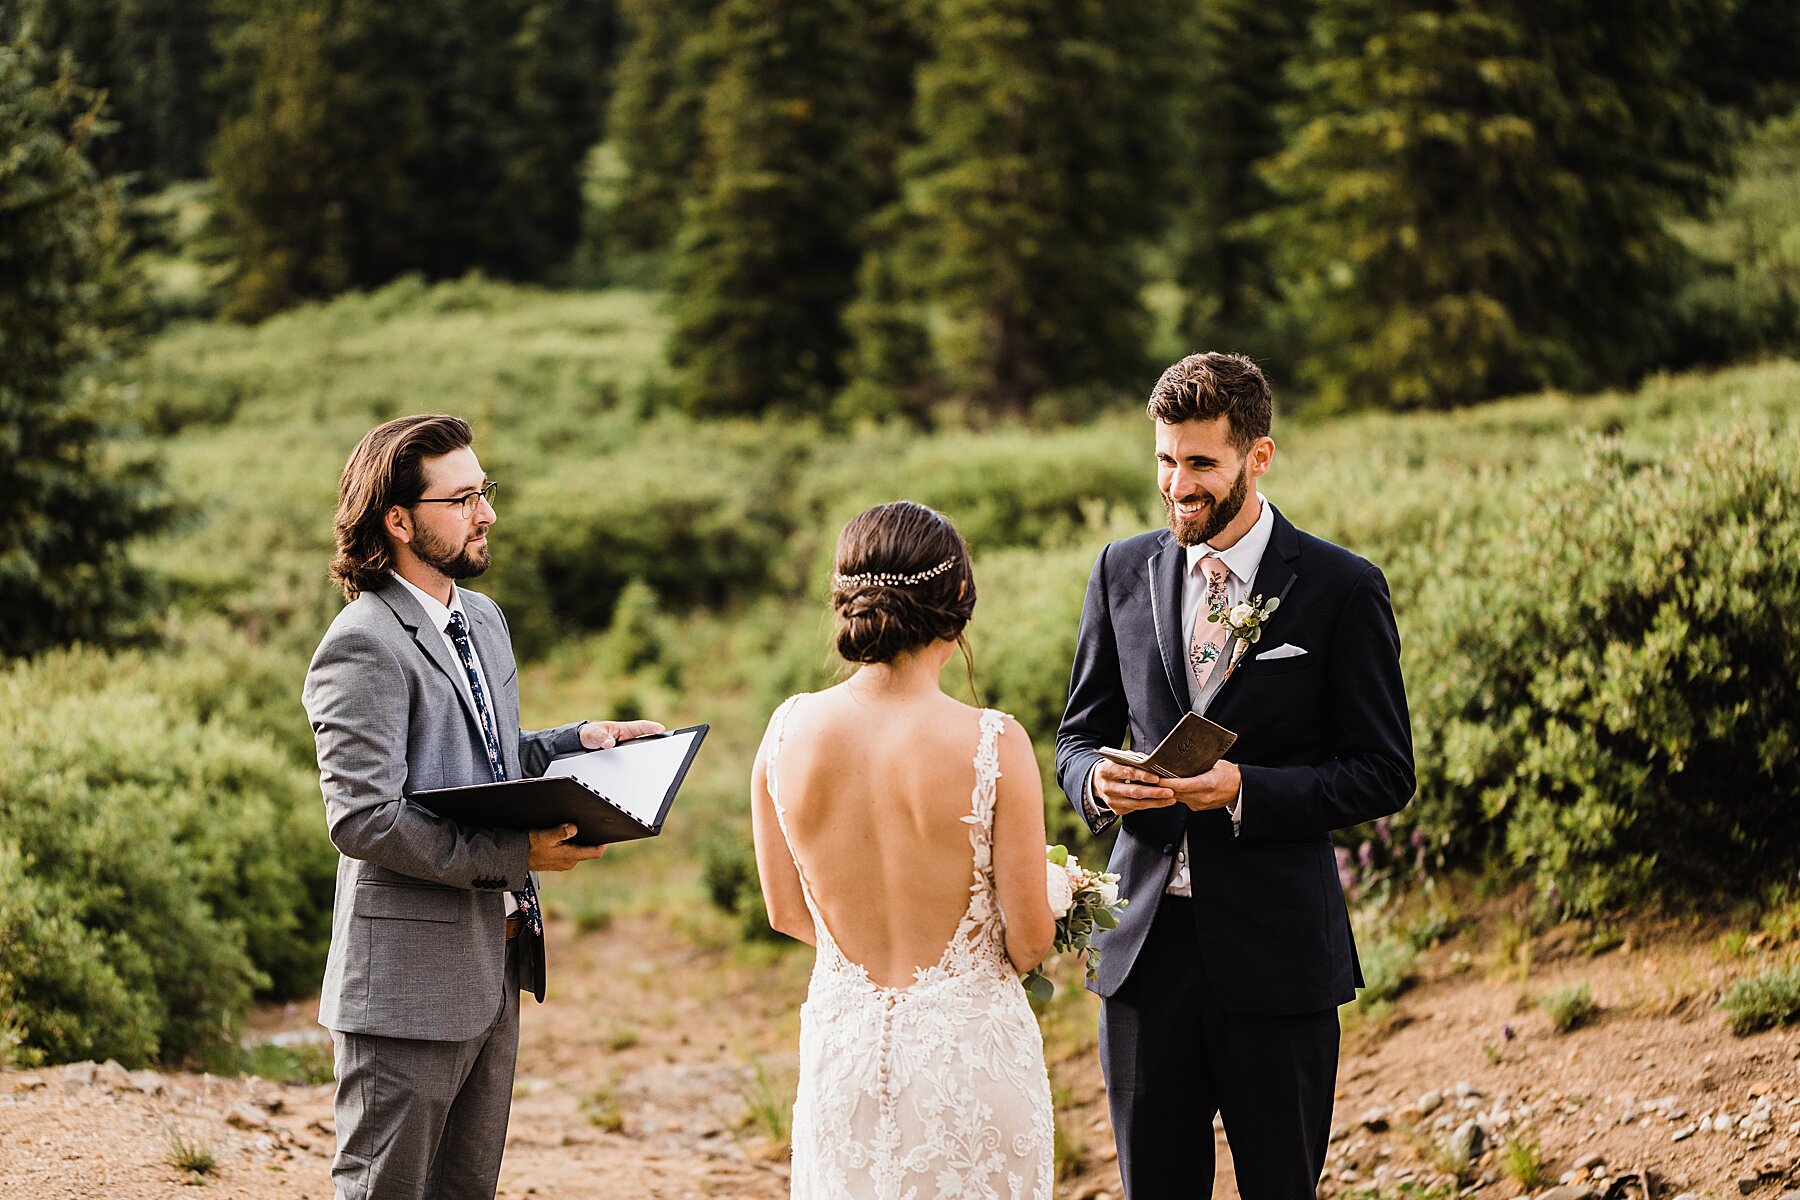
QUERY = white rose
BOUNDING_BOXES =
[1097,879,1120,908]
[1229,601,1255,626]
[1045,860,1075,918]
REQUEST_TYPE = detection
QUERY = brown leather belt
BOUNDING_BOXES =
[505,912,524,940]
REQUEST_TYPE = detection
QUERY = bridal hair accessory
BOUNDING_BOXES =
[832,557,957,590]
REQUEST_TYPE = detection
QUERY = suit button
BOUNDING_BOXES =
[1161,844,1176,856]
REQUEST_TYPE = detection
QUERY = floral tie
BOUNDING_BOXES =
[447,611,542,937]
[1188,553,1233,698]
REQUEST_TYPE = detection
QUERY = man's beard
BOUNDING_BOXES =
[1164,459,1249,547]
[413,522,491,580]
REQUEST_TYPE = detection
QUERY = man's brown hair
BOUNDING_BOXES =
[329,414,473,600]
[1145,352,1273,451]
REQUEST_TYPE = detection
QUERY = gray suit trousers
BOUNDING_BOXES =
[330,942,522,1200]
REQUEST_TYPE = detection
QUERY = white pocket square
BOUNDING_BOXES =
[1255,643,1307,661]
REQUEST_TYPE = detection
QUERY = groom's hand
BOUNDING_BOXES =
[529,823,607,871]
[579,719,666,750]
[1091,761,1177,815]
[1166,760,1242,812]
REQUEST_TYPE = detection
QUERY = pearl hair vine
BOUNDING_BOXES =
[831,557,957,590]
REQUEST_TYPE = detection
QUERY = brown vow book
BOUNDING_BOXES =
[1096,712,1237,780]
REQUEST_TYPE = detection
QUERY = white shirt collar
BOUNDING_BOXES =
[389,570,465,634]
[1185,494,1276,584]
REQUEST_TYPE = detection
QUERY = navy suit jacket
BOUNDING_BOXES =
[1054,507,1415,1013]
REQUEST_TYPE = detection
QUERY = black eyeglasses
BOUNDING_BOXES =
[413,481,499,518]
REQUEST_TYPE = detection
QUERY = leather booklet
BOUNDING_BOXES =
[1095,712,1237,780]
[412,724,708,846]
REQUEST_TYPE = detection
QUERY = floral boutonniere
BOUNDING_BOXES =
[1209,593,1281,679]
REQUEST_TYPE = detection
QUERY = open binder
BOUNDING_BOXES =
[412,724,708,846]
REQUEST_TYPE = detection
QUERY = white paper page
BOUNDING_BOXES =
[542,729,700,825]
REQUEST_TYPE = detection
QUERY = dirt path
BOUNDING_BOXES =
[2,908,1797,1199]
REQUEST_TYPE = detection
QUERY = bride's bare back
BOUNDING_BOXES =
[752,680,1054,988]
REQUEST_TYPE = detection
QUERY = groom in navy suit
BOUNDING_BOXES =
[1056,353,1414,1198]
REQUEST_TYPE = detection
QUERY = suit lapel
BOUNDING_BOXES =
[1146,533,1191,711]
[375,581,485,738]
[1208,508,1302,714]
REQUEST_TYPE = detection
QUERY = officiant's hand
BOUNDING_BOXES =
[528,823,607,871]
[1091,761,1177,815]
[1166,760,1241,812]
[579,719,666,750]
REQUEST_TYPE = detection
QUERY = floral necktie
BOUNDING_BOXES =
[1188,553,1233,700]
[447,611,542,937]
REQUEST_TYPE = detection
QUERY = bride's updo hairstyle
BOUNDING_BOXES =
[831,501,976,668]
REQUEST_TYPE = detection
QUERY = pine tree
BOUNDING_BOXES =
[212,0,613,319]
[666,0,873,416]
[852,0,1184,416]
[1262,0,1749,410]
[1173,0,1311,362]
[0,34,166,658]
[6,0,224,185]
[603,0,720,256]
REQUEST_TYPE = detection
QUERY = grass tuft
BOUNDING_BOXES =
[738,1059,794,1158]
[1497,1128,1546,1189]
[582,1081,626,1133]
[167,1126,218,1176]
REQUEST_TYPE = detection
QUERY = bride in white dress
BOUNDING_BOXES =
[750,500,1057,1200]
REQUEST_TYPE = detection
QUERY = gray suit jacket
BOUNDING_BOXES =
[302,578,586,1041]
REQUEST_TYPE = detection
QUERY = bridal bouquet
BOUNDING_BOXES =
[1022,845,1127,1002]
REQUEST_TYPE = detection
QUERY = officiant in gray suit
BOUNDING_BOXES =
[302,413,662,1200]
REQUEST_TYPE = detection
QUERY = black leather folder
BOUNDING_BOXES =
[411,724,708,846]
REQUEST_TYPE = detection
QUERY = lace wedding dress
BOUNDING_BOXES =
[766,699,1054,1200]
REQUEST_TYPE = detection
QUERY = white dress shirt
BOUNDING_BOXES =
[1164,495,1274,894]
[1083,497,1277,895]
[389,572,516,914]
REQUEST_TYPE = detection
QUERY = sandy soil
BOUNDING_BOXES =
[2,906,1796,1200]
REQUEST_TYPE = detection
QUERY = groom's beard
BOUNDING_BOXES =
[413,522,491,579]
[1164,459,1249,547]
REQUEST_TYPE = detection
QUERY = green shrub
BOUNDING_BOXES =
[1350,935,1419,1013]
[1668,110,1800,368]
[241,1040,335,1085]
[1720,964,1800,1035]
[1539,982,1596,1033]
[492,419,812,645]
[1402,422,1800,913]
[0,637,333,1066]
[700,831,785,944]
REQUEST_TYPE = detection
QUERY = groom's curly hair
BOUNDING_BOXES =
[1146,351,1273,450]
[831,501,977,680]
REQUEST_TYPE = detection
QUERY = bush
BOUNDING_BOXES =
[700,830,785,944]
[1667,109,1800,369]
[797,422,1152,572]
[490,419,812,649]
[1720,964,1800,1035]
[1402,422,1800,914]
[0,635,333,1067]
[1539,982,1596,1033]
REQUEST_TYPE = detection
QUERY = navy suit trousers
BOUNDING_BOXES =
[1100,897,1338,1200]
